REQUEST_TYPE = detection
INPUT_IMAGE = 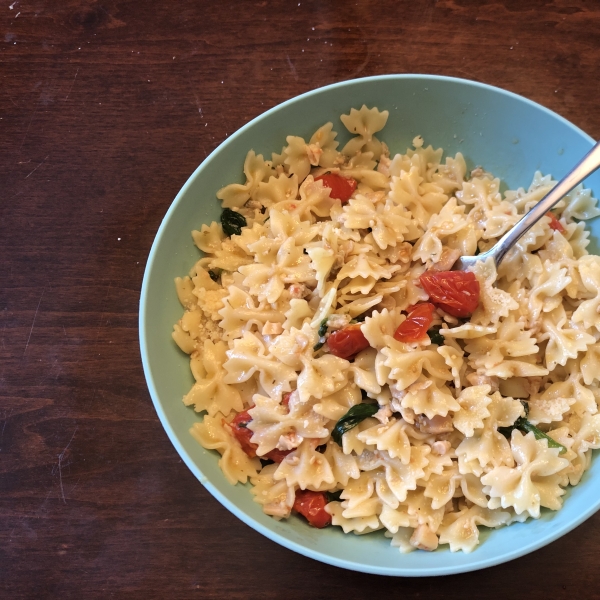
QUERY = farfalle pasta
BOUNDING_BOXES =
[173,105,600,554]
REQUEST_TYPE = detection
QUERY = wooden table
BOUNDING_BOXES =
[2,1,600,597]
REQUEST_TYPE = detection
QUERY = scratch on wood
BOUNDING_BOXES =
[52,357,60,380]
[0,409,14,446]
[94,280,112,347]
[65,68,80,101]
[286,54,298,81]
[38,490,52,514]
[23,284,46,356]
[349,43,371,79]
[25,155,50,179]
[1,190,24,205]
[18,102,40,154]
[193,93,203,116]
[70,476,82,495]
[58,427,78,504]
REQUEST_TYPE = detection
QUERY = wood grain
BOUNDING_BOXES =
[2,0,600,598]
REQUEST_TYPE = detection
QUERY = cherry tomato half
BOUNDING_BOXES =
[546,211,566,233]
[394,303,435,342]
[419,271,480,318]
[228,410,291,463]
[228,410,257,457]
[314,173,357,203]
[264,448,293,463]
[327,324,370,359]
[293,490,331,528]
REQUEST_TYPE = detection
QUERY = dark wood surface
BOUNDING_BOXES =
[2,1,600,597]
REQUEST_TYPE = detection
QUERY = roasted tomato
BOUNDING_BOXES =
[264,448,293,463]
[394,303,435,342]
[228,410,291,463]
[327,324,370,359]
[314,173,357,203]
[419,271,480,318]
[293,490,331,528]
[546,211,566,233]
[228,410,257,457]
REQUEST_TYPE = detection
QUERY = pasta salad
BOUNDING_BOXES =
[172,106,600,553]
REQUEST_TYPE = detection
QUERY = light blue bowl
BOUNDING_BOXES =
[139,75,600,576]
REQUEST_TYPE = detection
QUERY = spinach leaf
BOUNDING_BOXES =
[221,208,247,237]
[428,326,444,345]
[313,318,329,351]
[332,403,379,445]
[519,419,566,453]
[318,318,328,338]
[325,490,343,503]
[499,414,566,454]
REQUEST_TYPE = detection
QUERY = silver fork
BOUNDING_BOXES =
[454,140,600,271]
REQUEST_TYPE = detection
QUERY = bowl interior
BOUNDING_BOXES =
[140,75,600,576]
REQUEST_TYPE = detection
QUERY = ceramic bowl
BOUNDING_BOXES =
[139,75,600,576]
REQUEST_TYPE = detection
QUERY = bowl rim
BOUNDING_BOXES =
[139,74,598,576]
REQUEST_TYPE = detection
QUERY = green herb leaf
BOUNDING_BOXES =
[313,341,325,352]
[499,416,566,454]
[221,208,247,237]
[520,420,566,453]
[325,490,343,503]
[428,326,444,345]
[332,403,379,445]
[318,318,328,338]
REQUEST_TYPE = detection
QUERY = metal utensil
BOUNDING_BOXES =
[454,140,600,271]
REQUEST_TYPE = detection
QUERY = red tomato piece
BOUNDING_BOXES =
[264,448,292,463]
[228,410,291,463]
[327,324,370,359]
[314,173,357,203]
[293,490,331,528]
[546,211,565,233]
[394,303,435,342]
[419,271,480,318]
[228,410,257,458]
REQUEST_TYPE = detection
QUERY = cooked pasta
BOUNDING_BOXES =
[173,105,600,553]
